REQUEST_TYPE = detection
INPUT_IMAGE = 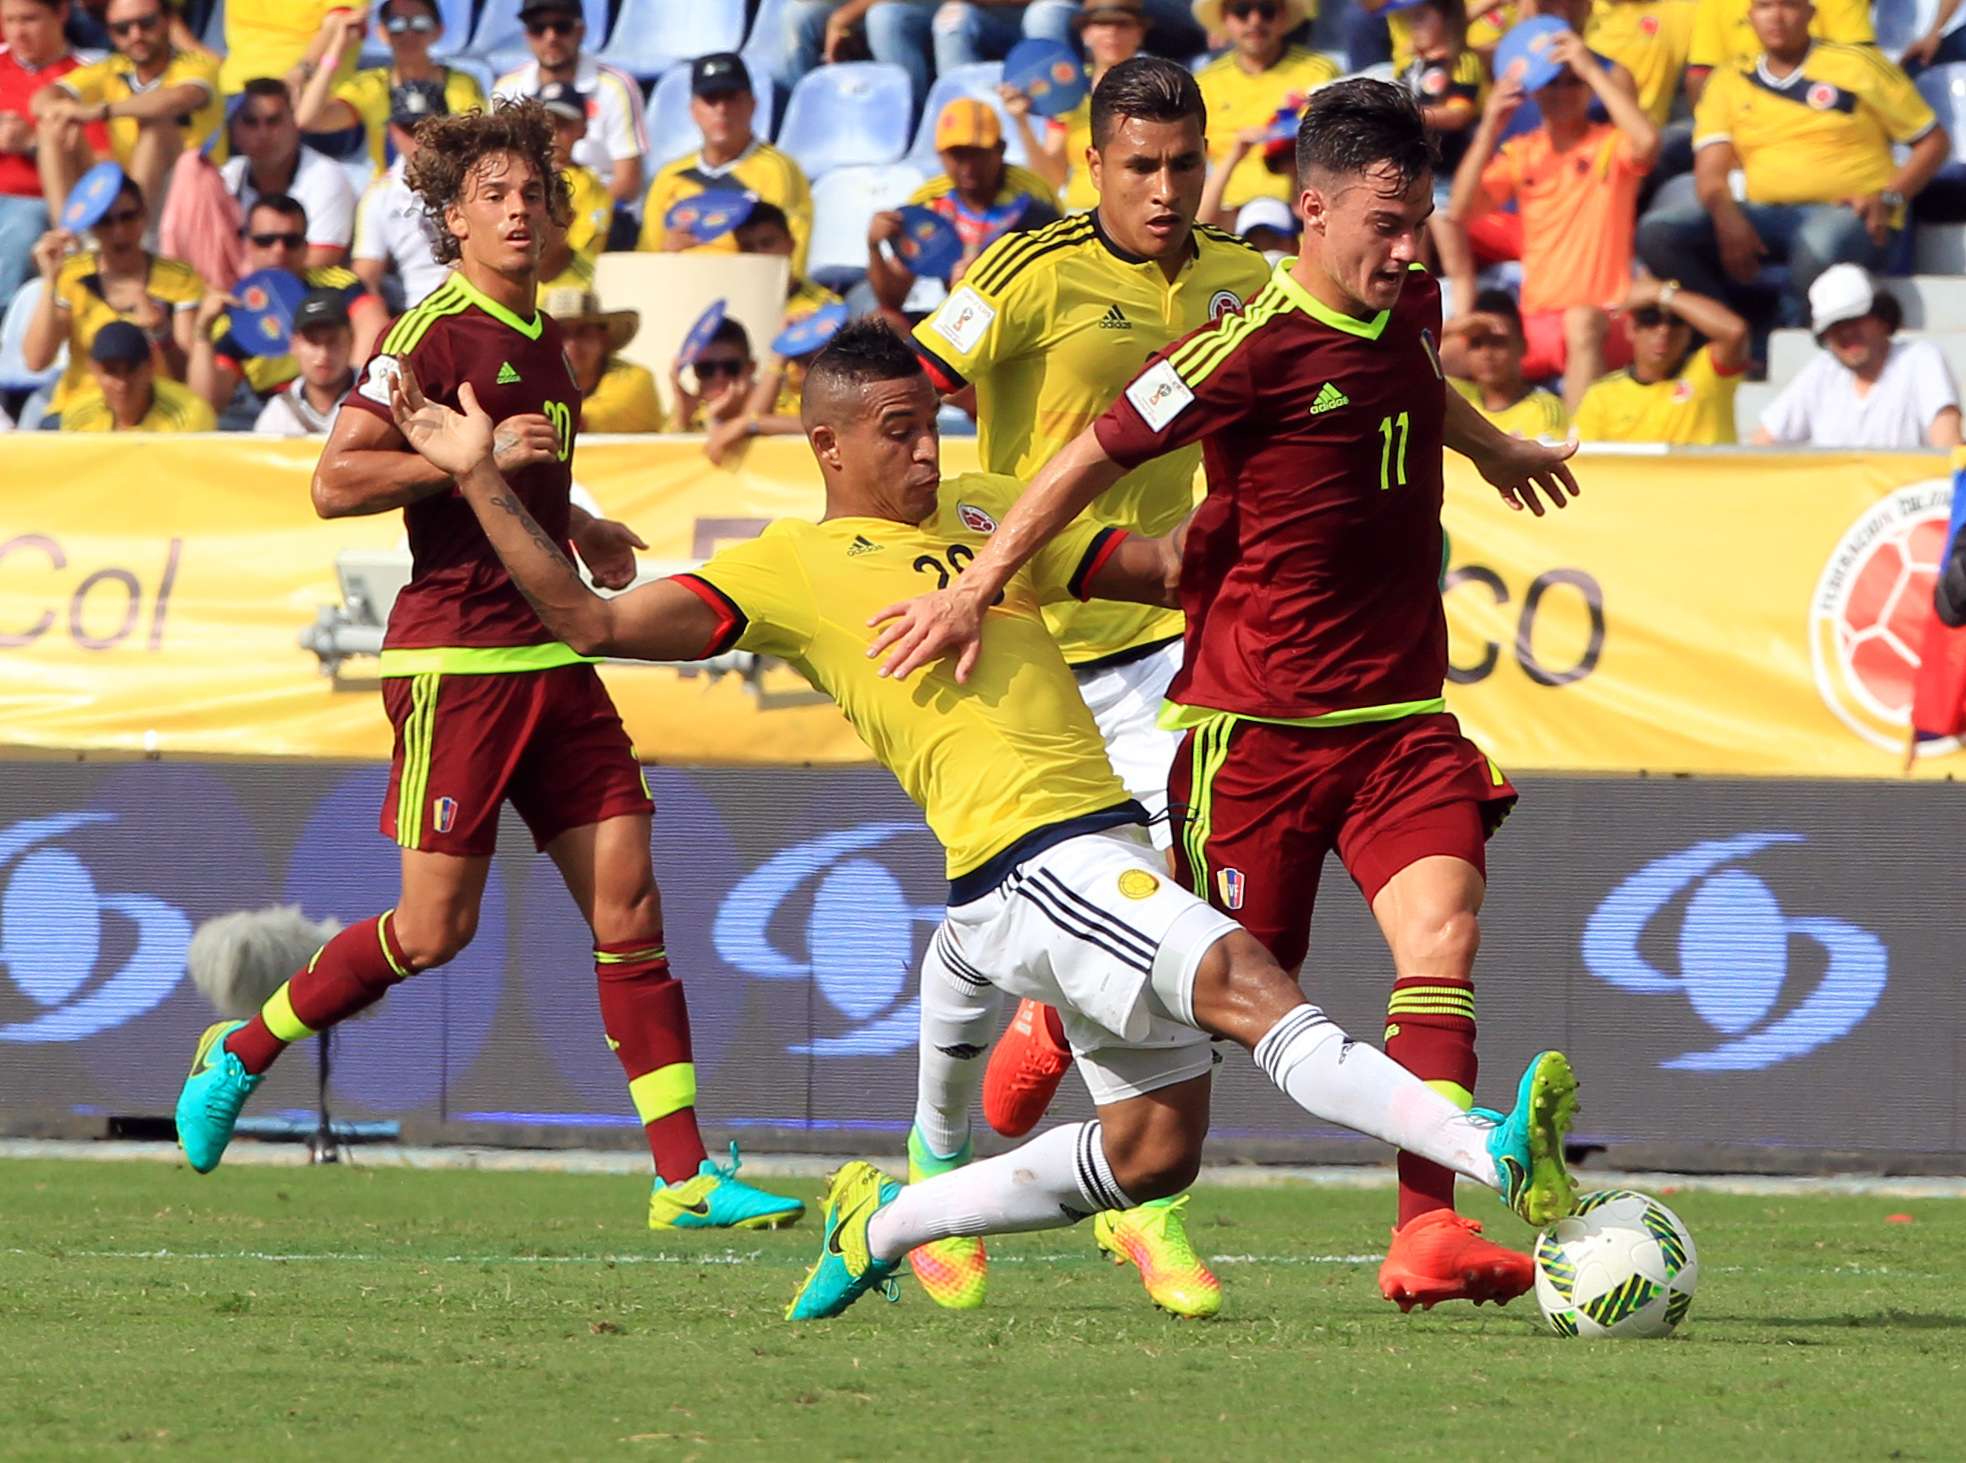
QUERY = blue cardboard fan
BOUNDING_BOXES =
[61,161,126,234]
[1493,16,1572,92]
[1004,38,1087,118]
[893,205,964,281]
[678,298,728,366]
[229,268,311,356]
[772,300,849,359]
[665,189,756,245]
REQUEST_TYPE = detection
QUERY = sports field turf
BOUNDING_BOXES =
[1,1159,1960,1463]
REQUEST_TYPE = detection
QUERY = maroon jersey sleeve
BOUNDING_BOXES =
[1094,322,1259,471]
[344,323,458,428]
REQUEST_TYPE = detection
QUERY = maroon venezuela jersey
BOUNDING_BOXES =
[1094,260,1451,723]
[343,272,583,652]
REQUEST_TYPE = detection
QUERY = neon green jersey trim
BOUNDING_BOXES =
[377,644,597,677]
[1156,697,1445,732]
[1268,257,1391,340]
[450,271,545,339]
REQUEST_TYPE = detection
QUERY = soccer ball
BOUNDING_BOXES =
[1533,1190,1698,1339]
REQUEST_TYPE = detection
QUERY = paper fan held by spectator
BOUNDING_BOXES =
[1004,39,1089,118]
[893,205,966,281]
[1493,16,1571,90]
[665,191,757,247]
[679,299,730,368]
[229,268,311,356]
[773,300,850,361]
[61,160,126,234]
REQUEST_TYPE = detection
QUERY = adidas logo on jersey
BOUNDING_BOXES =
[1309,381,1350,415]
[847,535,884,557]
[1098,304,1131,330]
[496,361,522,384]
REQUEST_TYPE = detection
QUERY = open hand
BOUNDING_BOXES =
[865,587,986,682]
[571,514,648,589]
[390,364,496,478]
[1471,433,1581,516]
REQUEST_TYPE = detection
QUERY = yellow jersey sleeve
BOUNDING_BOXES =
[1689,63,1740,147]
[681,530,818,661]
[58,55,118,105]
[636,160,690,251]
[910,229,1055,390]
[1861,52,1940,143]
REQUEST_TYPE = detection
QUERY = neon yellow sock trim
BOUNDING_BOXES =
[377,910,409,979]
[261,983,316,1044]
[1426,1079,1474,1111]
[627,1062,697,1123]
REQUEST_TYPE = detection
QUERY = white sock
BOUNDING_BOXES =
[1252,1005,1502,1191]
[912,925,1003,1159]
[866,1120,1132,1262]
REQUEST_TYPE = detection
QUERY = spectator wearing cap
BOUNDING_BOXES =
[1233,196,1296,259]
[22,170,200,424]
[61,318,215,431]
[219,0,360,98]
[537,81,614,299]
[1640,0,1949,329]
[492,1,647,207]
[670,316,756,432]
[774,0,937,114]
[1587,0,1697,128]
[638,54,813,273]
[931,0,1080,78]
[29,0,220,223]
[1572,274,1750,442]
[539,285,664,433]
[0,0,93,305]
[351,88,449,309]
[1444,289,1570,440]
[1446,30,1658,413]
[189,193,385,419]
[1002,0,1148,215]
[1683,0,1870,104]
[1753,264,1962,448]
[1195,0,1340,212]
[252,288,356,436]
[292,0,485,174]
[220,77,358,268]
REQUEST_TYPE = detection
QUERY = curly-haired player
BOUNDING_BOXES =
[172,98,804,1234]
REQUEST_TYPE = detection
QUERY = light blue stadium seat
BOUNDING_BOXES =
[740,0,790,108]
[0,278,63,393]
[807,162,927,277]
[778,64,912,179]
[472,0,612,76]
[905,63,1028,173]
[1917,64,1966,165]
[645,60,777,169]
[1874,0,1922,58]
[600,0,749,81]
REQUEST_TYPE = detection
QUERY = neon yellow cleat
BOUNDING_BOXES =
[905,1127,987,1310]
[1094,1195,1222,1319]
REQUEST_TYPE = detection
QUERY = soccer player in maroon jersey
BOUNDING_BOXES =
[869,78,1581,1311]
[172,98,801,1233]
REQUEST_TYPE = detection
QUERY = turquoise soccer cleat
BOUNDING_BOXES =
[1477,1049,1580,1228]
[175,1021,262,1174]
[785,1161,904,1321]
[649,1142,805,1231]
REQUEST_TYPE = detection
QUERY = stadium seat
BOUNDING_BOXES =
[740,0,790,110]
[600,0,749,81]
[806,162,927,278]
[0,278,63,393]
[1916,64,1966,166]
[201,0,225,53]
[777,64,912,179]
[1873,0,1921,58]
[905,64,1029,173]
[645,61,776,169]
[471,0,612,76]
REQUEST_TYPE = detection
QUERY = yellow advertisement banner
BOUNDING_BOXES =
[0,435,1957,778]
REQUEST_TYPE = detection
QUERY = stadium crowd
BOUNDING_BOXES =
[0,0,1962,448]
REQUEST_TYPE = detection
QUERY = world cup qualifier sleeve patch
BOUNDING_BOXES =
[1124,359,1194,433]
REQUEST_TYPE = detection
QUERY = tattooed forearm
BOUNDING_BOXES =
[489,491,580,578]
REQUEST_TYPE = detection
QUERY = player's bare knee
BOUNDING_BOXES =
[1400,908,1481,974]
[391,906,479,971]
[1104,1130,1202,1203]
[1190,930,1308,1049]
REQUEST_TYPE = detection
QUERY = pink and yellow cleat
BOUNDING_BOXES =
[1094,1194,1222,1319]
[905,1127,988,1309]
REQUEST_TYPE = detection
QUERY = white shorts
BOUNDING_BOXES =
[1074,639,1184,851]
[931,824,1240,1105]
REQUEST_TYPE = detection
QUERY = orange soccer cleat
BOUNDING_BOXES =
[982,998,1072,1138]
[1378,1208,1536,1313]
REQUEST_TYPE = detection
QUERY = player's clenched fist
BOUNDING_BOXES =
[491,413,561,474]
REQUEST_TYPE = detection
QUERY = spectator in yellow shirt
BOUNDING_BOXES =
[543,287,665,434]
[1194,0,1339,210]
[1587,0,1697,126]
[1638,0,1949,328]
[292,0,487,173]
[31,0,220,220]
[1002,0,1149,215]
[1572,275,1749,442]
[62,319,217,432]
[537,81,613,296]
[1684,0,1869,102]
[1445,289,1571,439]
[221,0,357,98]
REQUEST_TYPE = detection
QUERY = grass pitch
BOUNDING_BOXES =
[1,1159,1960,1463]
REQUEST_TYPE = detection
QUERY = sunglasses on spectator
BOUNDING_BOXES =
[526,18,579,36]
[1226,2,1281,20]
[1629,307,1678,329]
[109,11,164,34]
[101,206,144,227]
[384,12,438,33]
[694,358,747,380]
[247,230,307,249]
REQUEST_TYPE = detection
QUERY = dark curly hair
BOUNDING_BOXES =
[405,97,571,267]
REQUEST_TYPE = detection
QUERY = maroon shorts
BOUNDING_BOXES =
[1166,712,1516,973]
[379,663,654,857]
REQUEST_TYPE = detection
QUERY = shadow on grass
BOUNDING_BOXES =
[1748,1312,1966,1330]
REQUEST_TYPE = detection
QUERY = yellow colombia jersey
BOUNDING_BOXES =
[1573,344,1740,444]
[62,377,216,433]
[220,0,357,94]
[61,48,223,160]
[583,359,664,432]
[1587,0,1696,125]
[1389,3,1516,68]
[682,474,1130,879]
[1053,97,1096,214]
[50,250,203,414]
[1196,46,1342,208]
[638,141,814,274]
[541,164,614,296]
[1450,377,1569,439]
[1688,0,1871,72]
[911,212,1271,665]
[1692,44,1935,207]
[336,65,486,171]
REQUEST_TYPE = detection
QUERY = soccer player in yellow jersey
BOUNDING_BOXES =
[910,56,1272,1318]
[387,317,1584,1326]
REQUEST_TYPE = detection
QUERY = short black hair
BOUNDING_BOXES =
[801,318,926,424]
[247,192,309,231]
[1472,287,1523,335]
[735,201,791,241]
[1090,55,1207,150]
[1295,77,1436,192]
[704,317,752,356]
[239,77,291,108]
[114,172,144,212]
[1869,289,1904,334]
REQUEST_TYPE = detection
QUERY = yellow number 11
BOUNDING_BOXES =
[1378,411,1409,492]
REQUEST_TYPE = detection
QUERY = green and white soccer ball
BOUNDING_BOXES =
[1533,1190,1698,1339]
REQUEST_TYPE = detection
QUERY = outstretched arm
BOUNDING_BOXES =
[388,366,723,660]
[1443,387,1582,517]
